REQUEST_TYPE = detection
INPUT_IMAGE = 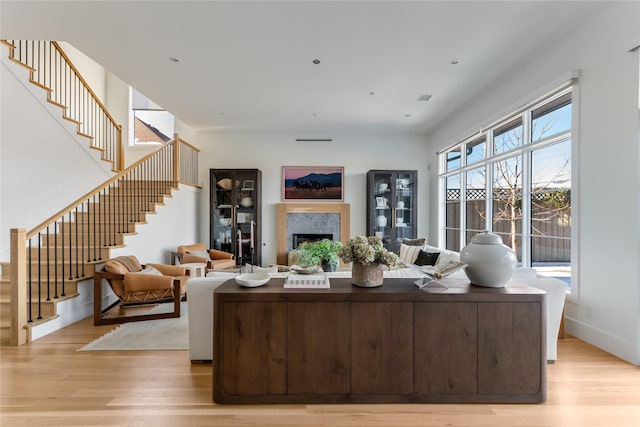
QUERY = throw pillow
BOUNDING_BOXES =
[401,238,426,246]
[414,250,440,266]
[398,243,423,264]
[187,250,210,259]
[132,265,163,276]
[435,250,460,265]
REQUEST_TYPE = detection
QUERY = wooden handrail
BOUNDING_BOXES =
[51,42,121,132]
[26,139,178,240]
[3,40,124,171]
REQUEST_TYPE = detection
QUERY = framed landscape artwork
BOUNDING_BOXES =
[282,166,344,201]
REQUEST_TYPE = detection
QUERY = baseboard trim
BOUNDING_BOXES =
[564,316,633,364]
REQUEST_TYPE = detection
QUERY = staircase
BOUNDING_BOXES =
[1,39,200,345]
[0,179,176,344]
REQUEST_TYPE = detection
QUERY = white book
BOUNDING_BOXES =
[284,274,330,289]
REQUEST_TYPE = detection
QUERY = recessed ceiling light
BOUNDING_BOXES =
[312,59,320,64]
[168,57,180,63]
[312,113,320,116]
[405,114,411,118]
[219,112,226,116]
[417,94,432,102]
[450,59,460,65]
[369,91,376,96]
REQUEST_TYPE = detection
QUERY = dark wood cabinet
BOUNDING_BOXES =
[213,278,546,404]
[366,170,417,252]
[210,169,261,266]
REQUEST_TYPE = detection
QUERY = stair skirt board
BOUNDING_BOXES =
[28,279,97,341]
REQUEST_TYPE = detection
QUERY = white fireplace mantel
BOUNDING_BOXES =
[276,203,350,265]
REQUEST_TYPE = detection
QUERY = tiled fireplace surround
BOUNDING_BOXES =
[276,203,350,265]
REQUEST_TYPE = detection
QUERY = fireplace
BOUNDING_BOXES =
[276,203,350,265]
[293,233,333,249]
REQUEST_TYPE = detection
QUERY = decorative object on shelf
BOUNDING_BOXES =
[240,196,253,208]
[217,178,239,191]
[460,230,518,288]
[296,238,342,272]
[378,182,388,192]
[351,261,385,287]
[282,166,344,201]
[338,235,400,287]
[219,217,231,226]
[376,215,387,227]
[235,273,271,288]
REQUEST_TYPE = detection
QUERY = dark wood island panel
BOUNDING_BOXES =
[213,277,546,404]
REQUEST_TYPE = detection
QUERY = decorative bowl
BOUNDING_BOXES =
[290,264,323,275]
[235,273,271,287]
[219,217,232,226]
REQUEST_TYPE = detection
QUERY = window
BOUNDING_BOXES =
[130,88,174,147]
[438,87,573,290]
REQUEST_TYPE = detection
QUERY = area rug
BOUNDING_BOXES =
[79,302,188,351]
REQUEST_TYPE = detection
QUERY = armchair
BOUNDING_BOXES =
[172,243,236,271]
[93,255,189,326]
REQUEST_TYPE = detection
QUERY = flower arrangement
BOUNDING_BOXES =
[338,235,399,267]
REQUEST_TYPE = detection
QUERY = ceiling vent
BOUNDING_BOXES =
[296,138,333,142]
[417,94,432,102]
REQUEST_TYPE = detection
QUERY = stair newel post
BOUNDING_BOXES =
[10,228,28,345]
[36,232,42,319]
[117,124,123,172]
[173,134,180,187]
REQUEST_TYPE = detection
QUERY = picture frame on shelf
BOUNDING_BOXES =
[282,166,344,201]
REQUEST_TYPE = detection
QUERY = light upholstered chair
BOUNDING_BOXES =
[172,243,236,271]
[93,255,188,326]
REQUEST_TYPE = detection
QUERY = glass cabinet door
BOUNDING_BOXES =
[210,169,261,266]
[367,170,417,253]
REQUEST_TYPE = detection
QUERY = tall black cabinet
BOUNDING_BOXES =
[366,170,418,253]
[210,169,262,266]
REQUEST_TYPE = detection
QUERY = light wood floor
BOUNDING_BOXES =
[1,317,639,427]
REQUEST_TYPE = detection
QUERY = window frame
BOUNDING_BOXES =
[438,85,577,298]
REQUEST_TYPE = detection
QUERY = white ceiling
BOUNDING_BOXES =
[1,1,605,135]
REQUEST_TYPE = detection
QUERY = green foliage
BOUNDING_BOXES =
[297,239,342,265]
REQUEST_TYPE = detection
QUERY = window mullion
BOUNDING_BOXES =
[485,129,494,232]
[460,171,467,249]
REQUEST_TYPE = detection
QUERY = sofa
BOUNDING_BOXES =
[187,246,566,363]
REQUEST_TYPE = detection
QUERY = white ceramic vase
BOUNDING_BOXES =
[376,215,387,227]
[460,231,517,288]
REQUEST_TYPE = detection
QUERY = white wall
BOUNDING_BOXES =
[108,184,201,264]
[193,132,430,266]
[0,47,112,261]
[426,3,640,364]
